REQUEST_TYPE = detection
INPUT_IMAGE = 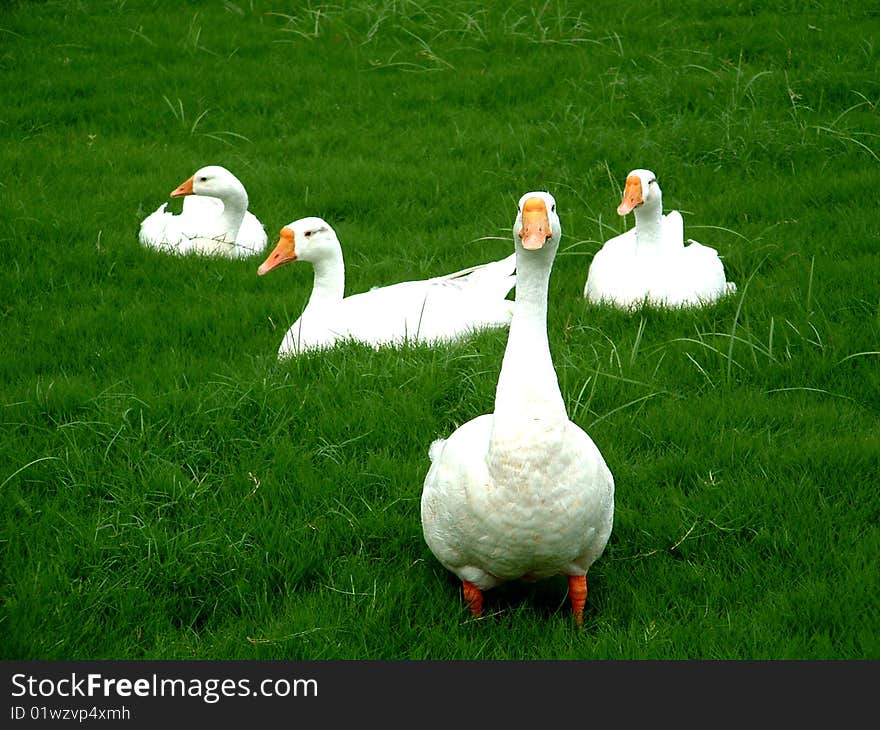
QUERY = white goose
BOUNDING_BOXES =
[257,217,516,358]
[584,168,736,309]
[421,191,615,624]
[139,165,267,258]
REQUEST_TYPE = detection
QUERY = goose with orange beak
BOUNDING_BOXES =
[421,191,614,625]
[584,168,736,309]
[139,165,267,258]
[257,216,516,358]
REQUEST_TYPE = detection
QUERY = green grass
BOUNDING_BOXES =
[1,0,878,659]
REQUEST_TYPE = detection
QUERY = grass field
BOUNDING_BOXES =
[1,0,878,660]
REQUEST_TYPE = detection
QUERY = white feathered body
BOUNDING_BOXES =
[279,253,515,357]
[585,211,734,309]
[140,197,267,258]
[421,413,614,590]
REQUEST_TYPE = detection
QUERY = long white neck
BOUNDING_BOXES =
[492,245,566,428]
[633,197,663,250]
[221,186,249,239]
[301,243,346,315]
[200,185,248,242]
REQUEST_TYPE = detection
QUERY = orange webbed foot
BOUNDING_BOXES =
[462,581,483,617]
[568,575,587,626]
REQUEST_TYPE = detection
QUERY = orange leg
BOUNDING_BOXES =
[462,581,483,617]
[568,575,588,625]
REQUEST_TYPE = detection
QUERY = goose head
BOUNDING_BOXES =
[170,165,247,203]
[513,191,561,252]
[257,217,337,276]
[616,168,661,216]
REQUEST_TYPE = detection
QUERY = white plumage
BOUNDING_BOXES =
[421,191,615,623]
[584,169,736,309]
[257,217,516,358]
[139,165,267,258]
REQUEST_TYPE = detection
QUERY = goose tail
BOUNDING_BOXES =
[428,438,447,463]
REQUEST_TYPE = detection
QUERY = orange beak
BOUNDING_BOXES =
[170,176,194,198]
[518,197,552,250]
[617,175,643,215]
[258,227,297,276]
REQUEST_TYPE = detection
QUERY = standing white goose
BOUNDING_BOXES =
[583,168,736,309]
[257,217,516,358]
[421,191,615,624]
[139,165,267,258]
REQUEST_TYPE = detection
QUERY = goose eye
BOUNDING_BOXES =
[304,230,313,238]
[648,178,657,185]
[199,176,208,182]
[551,204,556,213]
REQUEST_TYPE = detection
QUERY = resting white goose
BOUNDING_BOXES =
[583,168,736,309]
[421,191,615,624]
[257,217,516,358]
[139,165,267,257]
